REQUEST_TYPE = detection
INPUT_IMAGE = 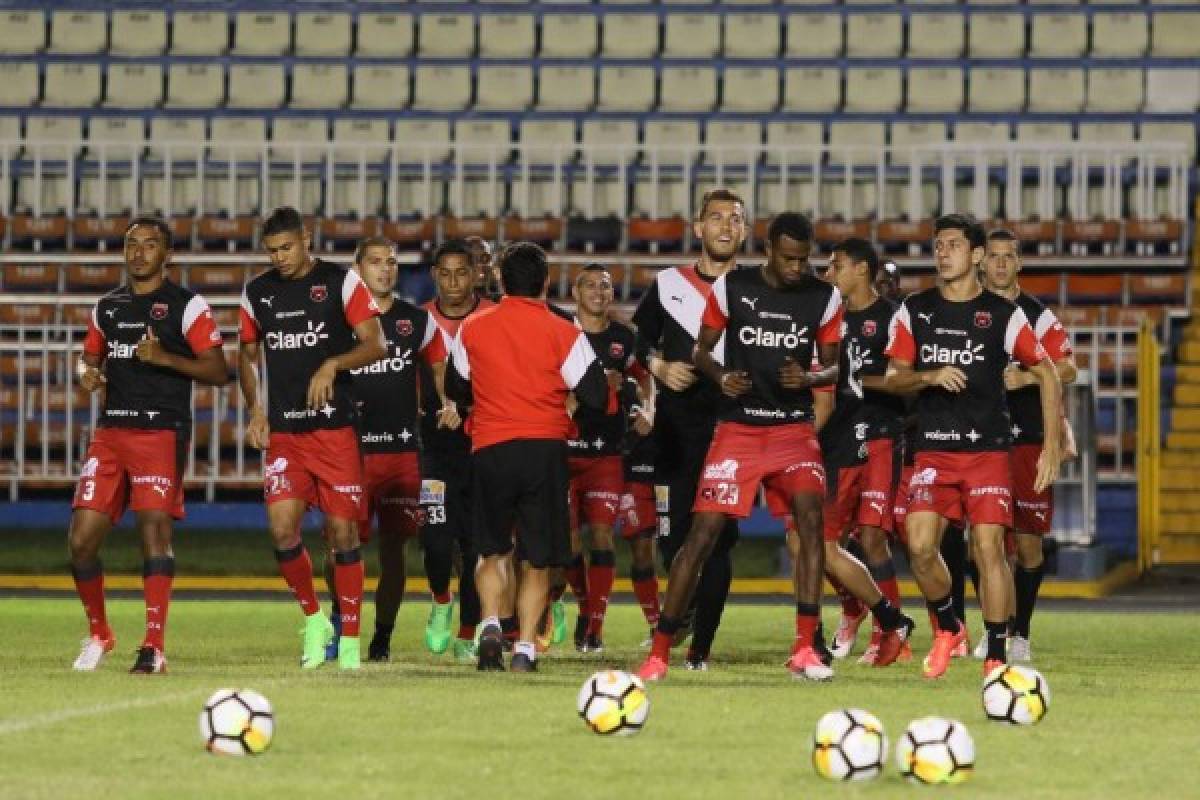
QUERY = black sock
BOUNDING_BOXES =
[656,614,683,636]
[940,527,967,622]
[689,546,733,661]
[374,622,393,639]
[966,556,980,608]
[870,598,903,631]
[985,620,1008,662]
[927,594,961,634]
[500,615,517,639]
[1013,564,1044,638]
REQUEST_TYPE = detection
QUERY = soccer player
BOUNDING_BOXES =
[69,217,229,673]
[881,213,1063,678]
[617,383,662,643]
[466,235,499,301]
[238,207,386,670]
[638,212,843,682]
[445,242,610,672]
[632,188,746,670]
[980,227,1077,661]
[324,237,454,662]
[420,240,494,660]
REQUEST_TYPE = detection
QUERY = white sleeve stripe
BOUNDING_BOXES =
[888,302,911,342]
[713,275,729,318]
[240,288,257,323]
[1034,308,1058,340]
[450,330,470,380]
[91,304,100,329]
[1004,307,1031,355]
[181,295,211,337]
[820,287,842,328]
[560,332,598,389]
[342,269,365,309]
[421,314,438,350]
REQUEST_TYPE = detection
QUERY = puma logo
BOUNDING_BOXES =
[260,296,274,308]
[741,296,758,311]
[151,485,168,497]
[105,308,117,318]
[917,312,933,324]
[670,295,684,304]
[869,502,884,514]
[340,595,359,608]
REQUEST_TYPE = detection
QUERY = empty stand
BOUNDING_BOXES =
[351,66,410,111]
[295,12,352,57]
[48,11,106,55]
[357,13,414,58]
[110,11,167,56]
[105,64,164,109]
[170,11,228,56]
[232,12,290,57]
[480,13,535,59]
[541,15,598,59]
[0,10,45,55]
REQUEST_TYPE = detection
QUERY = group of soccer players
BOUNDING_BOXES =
[66,192,1073,683]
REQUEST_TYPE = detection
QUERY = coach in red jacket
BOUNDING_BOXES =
[446,242,610,673]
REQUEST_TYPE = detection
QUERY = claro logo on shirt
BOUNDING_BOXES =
[920,341,985,366]
[266,321,328,350]
[107,340,138,359]
[738,323,809,349]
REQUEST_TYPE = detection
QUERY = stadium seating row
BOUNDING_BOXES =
[2,8,1198,60]
[4,61,1199,114]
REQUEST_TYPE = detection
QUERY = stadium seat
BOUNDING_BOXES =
[705,119,762,163]
[0,64,37,108]
[825,122,886,218]
[764,120,823,166]
[185,265,246,294]
[637,119,701,217]
[452,120,511,216]
[1092,12,1149,57]
[0,304,56,325]
[1078,121,1136,146]
[953,121,1011,169]
[49,11,106,54]
[455,119,512,165]
[228,65,285,109]
[1130,274,1186,306]
[351,65,410,110]
[332,118,390,164]
[210,117,267,161]
[43,63,102,108]
[581,119,638,166]
[602,14,658,58]
[1029,68,1086,112]
[785,13,842,57]
[908,11,965,57]
[295,12,352,56]
[1151,11,1200,57]
[518,119,577,164]
[170,11,228,56]
[110,10,167,55]
[1086,68,1144,113]
[598,67,655,112]
[232,12,290,56]
[17,116,82,214]
[80,116,145,216]
[475,66,533,111]
[357,13,414,57]
[828,122,885,166]
[1139,121,1196,163]
[329,118,391,217]
[1145,69,1200,113]
[1030,13,1087,57]
[166,64,224,109]
[660,67,717,112]
[87,117,144,160]
[206,119,266,216]
[643,120,701,168]
[143,118,204,216]
[23,115,82,160]
[271,117,328,157]
[395,119,452,164]
[782,68,840,112]
[968,13,1024,58]
[147,117,206,162]
[104,64,164,109]
[412,65,471,111]
[725,13,780,58]
[1067,274,1123,305]
[541,14,598,58]
[480,13,535,58]
[0,263,58,291]
[845,69,902,112]
[290,64,348,109]
[758,121,823,216]
[64,264,121,290]
[907,68,964,112]
[967,67,1025,113]
[664,14,721,58]
[1021,275,1062,306]
[576,119,638,218]
[538,66,595,111]
[420,14,475,57]
[0,10,44,54]
[722,67,779,113]
[266,118,327,214]
[846,13,903,57]
[890,121,948,166]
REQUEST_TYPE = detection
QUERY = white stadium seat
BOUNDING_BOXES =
[205,118,264,216]
[227,64,286,109]
[602,14,659,58]
[24,114,83,159]
[664,14,721,58]
[907,67,964,112]
[87,117,145,160]
[953,121,1011,171]
[332,118,391,162]
[43,63,102,108]
[329,118,392,218]
[142,117,204,218]
[357,13,414,57]
[104,64,164,109]
[722,67,779,113]
[968,67,1025,112]
[232,11,290,56]
[412,65,471,110]
[1028,68,1085,112]
[890,121,949,165]
[0,63,37,107]
[0,10,45,54]
[1030,13,1087,57]
[291,64,349,109]
[80,116,145,216]
[1077,122,1136,146]
[1145,68,1200,113]
[295,12,352,56]
[1086,68,1144,113]
[454,119,511,166]
[643,119,701,166]
[480,13,536,58]
[636,119,701,217]
[210,117,268,160]
[581,118,638,166]
[166,64,225,109]
[1140,122,1195,163]
[782,67,840,112]
[111,11,167,55]
[785,13,842,57]
[845,68,902,112]
[475,65,533,110]
[968,13,1024,58]
[541,15,598,58]
[395,119,452,163]
[908,12,965,57]
[725,13,780,58]
[518,119,577,164]
[828,121,886,165]
[419,14,475,57]
[1151,12,1200,57]
[49,11,106,54]
[597,66,655,111]
[351,65,411,110]
[660,67,718,112]
[148,117,206,161]
[846,13,903,57]
[1092,12,1149,58]
[171,11,228,56]
[268,118,328,215]
[538,66,596,111]
[706,119,762,160]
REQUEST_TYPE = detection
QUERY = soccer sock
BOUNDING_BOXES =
[691,546,733,661]
[868,559,902,608]
[333,549,364,638]
[514,640,537,661]
[565,553,589,618]
[456,624,476,641]
[71,560,109,639]
[794,603,821,651]
[142,556,174,651]
[869,598,904,632]
[457,541,481,628]
[420,524,454,602]
[481,615,501,635]
[500,615,518,643]
[275,544,321,617]
[927,594,961,635]
[631,565,661,626]
[585,549,616,638]
[827,570,865,620]
[985,620,1008,662]
[940,526,967,623]
[651,615,683,662]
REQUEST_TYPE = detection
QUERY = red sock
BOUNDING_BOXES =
[827,571,864,619]
[457,624,476,641]
[334,551,365,637]
[432,590,452,605]
[632,569,661,626]
[650,630,673,662]
[878,575,901,609]
[585,551,616,637]
[71,563,109,639]
[276,545,321,616]
[794,612,819,652]
[142,557,174,651]
[565,554,589,618]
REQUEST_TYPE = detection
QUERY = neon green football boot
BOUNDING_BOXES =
[338,635,361,670]
[551,600,567,645]
[452,637,477,664]
[301,613,335,669]
[424,597,455,654]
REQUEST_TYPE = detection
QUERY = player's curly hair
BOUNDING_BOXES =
[765,212,813,248]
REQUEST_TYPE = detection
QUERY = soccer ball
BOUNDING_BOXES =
[895,717,975,784]
[983,664,1051,725]
[811,709,887,781]
[199,689,274,755]
[576,670,650,736]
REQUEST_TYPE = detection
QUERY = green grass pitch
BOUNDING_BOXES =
[1,598,1197,799]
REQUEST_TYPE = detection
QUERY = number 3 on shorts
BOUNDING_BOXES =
[80,480,95,501]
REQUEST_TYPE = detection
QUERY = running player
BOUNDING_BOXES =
[881,213,1063,678]
[69,217,229,673]
[632,188,745,671]
[638,212,844,682]
[420,240,494,660]
[238,207,386,670]
[618,380,662,644]
[979,227,1077,661]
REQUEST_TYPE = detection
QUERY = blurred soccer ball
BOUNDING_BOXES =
[576,670,649,736]
[199,689,274,756]
[895,717,975,784]
[811,708,887,781]
[983,664,1051,725]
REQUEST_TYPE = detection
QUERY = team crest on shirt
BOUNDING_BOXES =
[310,284,328,303]
[974,311,992,329]
[396,319,414,337]
[861,319,877,337]
[609,342,625,360]
[150,302,168,320]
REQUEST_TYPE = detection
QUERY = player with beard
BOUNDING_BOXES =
[881,214,1063,679]
[631,189,745,671]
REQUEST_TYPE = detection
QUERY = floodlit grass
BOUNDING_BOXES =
[0,598,1197,799]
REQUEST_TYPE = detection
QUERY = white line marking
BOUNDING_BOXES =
[0,689,200,736]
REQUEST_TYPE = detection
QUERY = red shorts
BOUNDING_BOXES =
[617,482,657,540]
[907,450,1014,528]
[892,465,914,543]
[568,455,624,529]
[822,464,865,542]
[1011,443,1053,535]
[359,451,422,543]
[858,437,899,533]
[264,427,365,521]
[72,428,186,523]
[694,422,825,519]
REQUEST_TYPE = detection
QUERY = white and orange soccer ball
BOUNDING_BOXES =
[199,688,274,756]
[983,664,1051,725]
[811,709,887,781]
[895,717,975,784]
[576,670,650,736]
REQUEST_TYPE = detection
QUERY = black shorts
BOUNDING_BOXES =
[471,438,570,569]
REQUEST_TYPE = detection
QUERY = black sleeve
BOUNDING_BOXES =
[573,358,610,412]
[632,280,664,369]
[444,355,474,407]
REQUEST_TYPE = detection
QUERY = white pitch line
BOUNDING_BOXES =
[0,689,203,737]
